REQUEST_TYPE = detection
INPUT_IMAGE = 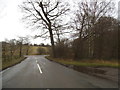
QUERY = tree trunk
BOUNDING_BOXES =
[49,26,56,58]
[26,45,29,55]
[19,44,22,57]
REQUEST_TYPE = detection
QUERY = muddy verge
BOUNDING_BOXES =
[73,66,106,75]
[46,57,118,82]
[68,65,118,82]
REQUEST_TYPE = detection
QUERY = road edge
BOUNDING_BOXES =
[45,56,118,83]
[1,57,27,71]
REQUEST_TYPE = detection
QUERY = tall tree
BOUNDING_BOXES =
[20,0,69,57]
[72,0,115,59]
[93,16,118,59]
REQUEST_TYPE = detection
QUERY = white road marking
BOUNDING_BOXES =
[36,60,37,63]
[37,64,43,74]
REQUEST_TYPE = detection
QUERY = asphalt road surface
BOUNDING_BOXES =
[2,55,118,88]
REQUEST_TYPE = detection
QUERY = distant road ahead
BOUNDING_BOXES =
[2,55,118,88]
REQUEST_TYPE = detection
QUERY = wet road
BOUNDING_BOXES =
[2,55,118,88]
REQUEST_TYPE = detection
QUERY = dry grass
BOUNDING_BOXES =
[2,57,26,70]
[46,56,119,68]
[28,46,49,55]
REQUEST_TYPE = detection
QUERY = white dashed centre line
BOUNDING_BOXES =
[36,60,43,74]
[37,64,43,74]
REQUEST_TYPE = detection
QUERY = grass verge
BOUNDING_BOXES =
[2,57,27,71]
[45,56,119,68]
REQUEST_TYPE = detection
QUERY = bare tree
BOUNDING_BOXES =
[2,41,7,61]
[93,16,118,59]
[9,39,17,60]
[17,37,25,57]
[52,19,69,43]
[20,0,69,57]
[37,47,46,55]
[72,0,115,59]
[73,0,115,38]
[24,36,31,55]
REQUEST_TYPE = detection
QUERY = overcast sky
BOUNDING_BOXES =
[0,0,119,44]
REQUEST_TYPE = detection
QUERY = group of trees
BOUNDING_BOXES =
[72,16,118,60]
[2,37,30,62]
[70,0,119,60]
[20,0,119,60]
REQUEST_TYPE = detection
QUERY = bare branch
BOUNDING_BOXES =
[34,31,49,39]
[47,1,59,14]
[30,1,49,26]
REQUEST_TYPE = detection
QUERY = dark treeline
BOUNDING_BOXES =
[54,16,119,60]
[53,0,119,60]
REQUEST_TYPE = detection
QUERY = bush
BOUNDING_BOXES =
[37,47,46,55]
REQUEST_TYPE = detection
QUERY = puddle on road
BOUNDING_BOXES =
[67,65,106,75]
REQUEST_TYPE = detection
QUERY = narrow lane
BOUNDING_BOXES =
[2,55,118,88]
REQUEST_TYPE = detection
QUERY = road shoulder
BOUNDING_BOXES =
[45,56,118,83]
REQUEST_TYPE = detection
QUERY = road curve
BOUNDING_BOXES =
[2,55,118,88]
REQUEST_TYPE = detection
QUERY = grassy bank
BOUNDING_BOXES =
[28,46,50,55]
[45,56,119,68]
[2,57,27,70]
